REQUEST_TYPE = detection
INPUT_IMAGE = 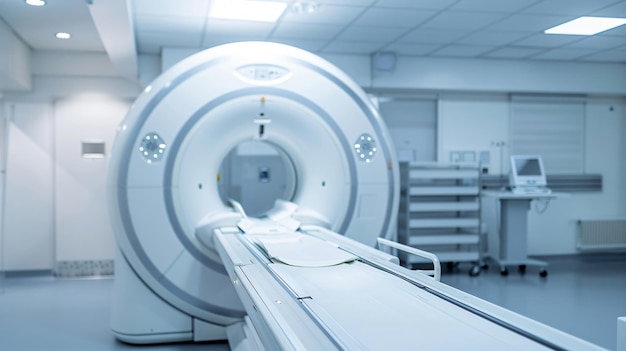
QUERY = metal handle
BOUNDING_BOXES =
[377,238,441,281]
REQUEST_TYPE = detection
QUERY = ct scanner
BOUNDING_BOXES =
[108,42,602,350]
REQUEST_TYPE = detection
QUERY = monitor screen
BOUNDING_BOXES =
[514,158,542,176]
[509,155,547,188]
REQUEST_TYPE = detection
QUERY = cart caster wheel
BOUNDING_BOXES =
[469,265,481,277]
[539,269,548,278]
[518,265,527,275]
[500,268,509,276]
[480,262,489,270]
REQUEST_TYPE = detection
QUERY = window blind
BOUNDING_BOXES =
[510,101,585,174]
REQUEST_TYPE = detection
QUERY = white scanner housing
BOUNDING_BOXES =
[108,42,399,342]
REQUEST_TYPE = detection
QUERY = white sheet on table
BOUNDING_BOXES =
[248,232,356,267]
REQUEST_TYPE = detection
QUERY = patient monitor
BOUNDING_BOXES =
[509,155,551,194]
[108,42,599,350]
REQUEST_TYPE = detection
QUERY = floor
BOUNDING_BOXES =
[442,254,626,351]
[0,254,624,351]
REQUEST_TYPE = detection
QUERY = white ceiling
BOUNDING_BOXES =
[1,0,626,71]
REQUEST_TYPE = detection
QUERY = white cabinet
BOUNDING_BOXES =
[398,162,482,276]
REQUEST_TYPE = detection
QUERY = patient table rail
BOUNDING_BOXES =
[211,226,604,351]
[376,237,441,281]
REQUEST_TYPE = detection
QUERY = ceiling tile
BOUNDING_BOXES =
[316,0,376,5]
[531,48,596,60]
[134,14,205,33]
[281,4,367,24]
[337,26,408,43]
[202,35,266,49]
[0,0,104,52]
[565,35,626,49]
[136,30,202,47]
[579,49,626,62]
[271,22,344,40]
[422,11,508,30]
[591,1,626,17]
[458,31,530,46]
[373,0,458,10]
[132,0,210,17]
[268,39,328,52]
[484,47,545,59]
[513,33,583,48]
[382,43,441,55]
[321,41,385,54]
[354,8,435,28]
[431,45,494,57]
[601,25,626,36]
[205,19,275,37]
[487,14,573,32]
[399,28,468,44]
[523,0,621,16]
[450,0,541,13]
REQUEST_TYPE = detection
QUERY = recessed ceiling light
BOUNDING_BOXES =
[545,16,626,35]
[25,0,46,6]
[56,32,71,39]
[209,0,287,22]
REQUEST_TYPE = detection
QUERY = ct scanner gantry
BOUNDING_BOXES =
[107,41,603,350]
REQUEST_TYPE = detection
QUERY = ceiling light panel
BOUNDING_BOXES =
[55,32,71,39]
[25,0,45,6]
[209,0,287,22]
[545,16,626,35]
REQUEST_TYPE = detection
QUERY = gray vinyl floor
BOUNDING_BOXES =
[0,253,624,351]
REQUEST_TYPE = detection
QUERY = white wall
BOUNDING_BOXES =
[54,96,130,262]
[0,18,31,91]
[438,94,509,173]
[2,102,54,270]
[525,100,626,255]
[142,46,626,256]
[379,98,437,162]
[0,100,5,271]
[445,96,626,255]
[1,46,624,269]
[1,51,139,270]
[373,56,626,96]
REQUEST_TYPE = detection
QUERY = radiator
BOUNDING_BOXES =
[577,219,626,252]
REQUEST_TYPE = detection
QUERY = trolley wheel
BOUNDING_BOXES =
[539,269,548,278]
[518,264,527,275]
[480,262,489,271]
[469,265,481,277]
[500,267,509,276]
